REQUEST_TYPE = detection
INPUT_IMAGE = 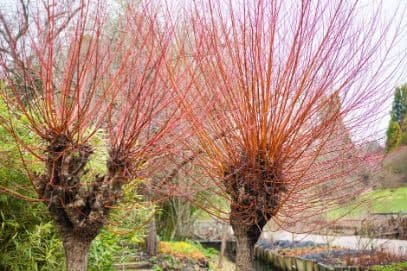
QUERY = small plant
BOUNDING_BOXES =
[159,241,206,261]
[150,241,215,270]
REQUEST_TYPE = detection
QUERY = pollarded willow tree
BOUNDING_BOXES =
[0,1,186,270]
[177,0,405,270]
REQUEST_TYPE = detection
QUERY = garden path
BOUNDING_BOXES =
[261,230,407,256]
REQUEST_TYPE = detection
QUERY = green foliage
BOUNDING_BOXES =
[160,241,205,260]
[0,217,65,271]
[88,193,155,271]
[327,187,407,219]
[0,190,151,271]
[88,230,126,271]
[0,94,57,271]
[1,211,147,271]
[386,120,402,152]
[159,240,218,260]
[13,223,64,271]
[157,198,198,241]
[107,180,156,238]
[0,184,152,271]
[190,241,218,258]
[152,241,217,271]
[82,128,109,183]
[371,261,407,271]
[400,115,407,145]
[386,84,407,152]
[391,85,407,123]
[157,193,228,241]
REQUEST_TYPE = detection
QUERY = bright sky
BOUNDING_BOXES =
[359,0,407,142]
[0,0,406,143]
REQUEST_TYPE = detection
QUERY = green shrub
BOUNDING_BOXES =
[88,230,123,271]
[0,220,64,271]
[159,240,218,260]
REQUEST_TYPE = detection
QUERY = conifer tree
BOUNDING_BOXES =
[386,84,407,151]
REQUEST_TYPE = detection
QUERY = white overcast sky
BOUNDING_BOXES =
[357,0,407,142]
[0,0,406,143]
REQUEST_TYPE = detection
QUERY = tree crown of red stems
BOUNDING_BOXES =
[0,0,186,177]
[0,0,189,242]
[171,0,405,230]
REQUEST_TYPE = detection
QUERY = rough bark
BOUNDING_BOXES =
[30,134,130,271]
[232,223,262,271]
[224,151,284,270]
[145,216,158,256]
[62,232,92,271]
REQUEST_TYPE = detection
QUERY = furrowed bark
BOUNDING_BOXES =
[232,225,256,271]
[231,219,266,271]
[62,231,92,271]
[225,151,283,270]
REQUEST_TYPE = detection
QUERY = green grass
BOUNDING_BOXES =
[370,261,407,271]
[328,187,407,220]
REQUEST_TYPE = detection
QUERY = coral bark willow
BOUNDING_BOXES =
[0,1,181,270]
[181,0,403,270]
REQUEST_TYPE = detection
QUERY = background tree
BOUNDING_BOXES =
[386,84,407,151]
[0,1,185,270]
[177,1,405,270]
[386,120,402,152]
[155,159,204,241]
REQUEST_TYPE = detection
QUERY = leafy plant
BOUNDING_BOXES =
[88,230,122,271]
[0,221,65,271]
[160,241,206,261]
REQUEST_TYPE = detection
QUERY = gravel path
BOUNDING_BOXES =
[261,230,407,256]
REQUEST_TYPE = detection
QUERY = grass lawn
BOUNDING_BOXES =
[371,261,407,271]
[328,187,407,220]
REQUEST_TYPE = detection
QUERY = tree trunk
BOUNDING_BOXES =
[62,232,92,271]
[232,224,258,271]
[218,223,228,268]
[145,216,158,256]
[33,136,128,271]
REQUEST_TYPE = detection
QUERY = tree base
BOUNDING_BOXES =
[62,232,92,271]
[233,224,258,271]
